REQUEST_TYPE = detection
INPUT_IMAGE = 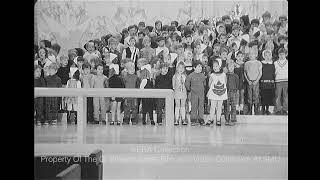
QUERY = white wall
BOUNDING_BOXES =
[35,0,288,54]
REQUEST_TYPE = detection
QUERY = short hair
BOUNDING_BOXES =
[231,42,237,47]
[40,40,52,48]
[51,43,61,54]
[278,48,287,54]
[138,21,145,27]
[251,19,260,25]
[212,59,220,67]
[162,25,169,32]
[146,26,154,32]
[171,21,178,27]
[82,63,91,69]
[173,34,182,42]
[279,15,287,21]
[193,60,203,68]
[96,63,104,69]
[218,33,227,39]
[128,25,136,31]
[262,11,271,18]
[77,56,84,62]
[108,37,118,44]
[155,20,162,27]
[122,28,128,34]
[138,31,145,36]
[137,58,148,66]
[221,15,231,21]
[48,62,58,71]
[236,51,244,56]
[186,20,193,26]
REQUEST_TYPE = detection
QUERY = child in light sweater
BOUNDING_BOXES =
[274,48,288,115]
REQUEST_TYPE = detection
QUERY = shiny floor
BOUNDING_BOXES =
[35,115,288,179]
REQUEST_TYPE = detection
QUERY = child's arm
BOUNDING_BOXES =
[90,75,95,88]
[104,77,109,88]
[122,49,126,61]
[185,74,191,91]
[243,63,252,85]
[253,62,262,85]
[140,79,147,89]
[208,74,213,88]
[172,75,176,90]
[76,81,81,88]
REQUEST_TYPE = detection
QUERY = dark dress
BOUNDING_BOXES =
[260,62,275,106]
[108,75,125,102]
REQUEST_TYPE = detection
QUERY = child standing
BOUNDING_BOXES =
[260,50,275,115]
[122,36,139,71]
[244,41,262,115]
[65,67,81,123]
[185,61,207,126]
[234,51,245,114]
[224,62,239,125]
[122,62,140,125]
[57,55,71,88]
[138,58,155,125]
[44,63,62,125]
[34,65,46,125]
[139,36,155,63]
[155,36,169,57]
[206,60,228,126]
[274,48,288,115]
[172,61,188,125]
[155,62,173,125]
[92,63,109,124]
[80,63,94,123]
[108,64,125,125]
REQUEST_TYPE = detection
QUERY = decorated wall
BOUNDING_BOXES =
[35,0,288,54]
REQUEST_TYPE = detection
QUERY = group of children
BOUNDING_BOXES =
[34,11,288,126]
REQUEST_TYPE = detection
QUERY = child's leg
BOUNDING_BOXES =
[240,89,244,112]
[209,100,217,121]
[87,97,94,123]
[131,99,138,123]
[216,100,224,122]
[123,98,131,123]
[198,95,204,121]
[93,97,100,121]
[180,99,186,121]
[230,91,237,122]
[247,84,253,114]
[225,96,231,122]
[111,100,116,122]
[175,99,181,122]
[253,83,260,114]
[282,82,288,112]
[116,102,122,122]
[235,90,240,112]
[190,94,198,123]
[100,97,106,121]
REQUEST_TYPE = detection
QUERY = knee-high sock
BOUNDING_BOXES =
[181,106,186,120]
[175,107,180,121]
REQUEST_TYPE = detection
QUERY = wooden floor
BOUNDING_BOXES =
[35,115,288,179]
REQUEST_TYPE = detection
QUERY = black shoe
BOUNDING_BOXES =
[150,120,155,125]
[265,111,271,115]
[142,121,147,125]
[157,117,162,124]
[275,111,282,115]
[199,119,205,126]
[122,118,130,125]
[94,120,100,124]
[240,110,244,115]
[131,118,137,125]
[216,120,221,126]
[174,120,179,126]
[182,119,188,125]
[206,120,213,126]
[158,122,163,126]
[191,122,197,126]
[282,111,288,115]
[231,119,237,123]
[225,121,230,126]
[109,121,115,125]
[236,110,240,114]
[116,121,121,125]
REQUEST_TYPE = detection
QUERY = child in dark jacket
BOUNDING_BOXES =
[44,63,62,125]
[155,62,173,125]
[34,65,46,125]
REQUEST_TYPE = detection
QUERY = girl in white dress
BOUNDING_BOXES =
[207,60,228,126]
